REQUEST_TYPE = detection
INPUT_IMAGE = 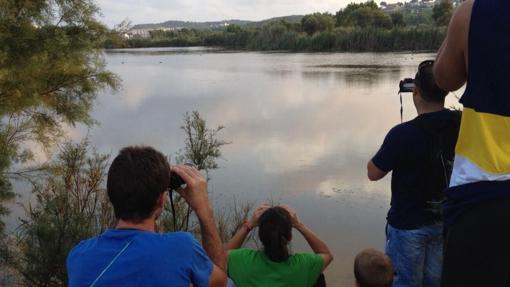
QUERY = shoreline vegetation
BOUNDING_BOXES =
[105,1,454,52]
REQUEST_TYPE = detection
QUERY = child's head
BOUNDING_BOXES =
[354,248,394,287]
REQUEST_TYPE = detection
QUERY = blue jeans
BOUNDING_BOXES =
[385,223,443,287]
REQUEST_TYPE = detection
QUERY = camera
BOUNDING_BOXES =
[399,78,415,93]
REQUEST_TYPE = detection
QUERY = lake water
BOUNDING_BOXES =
[7,47,462,286]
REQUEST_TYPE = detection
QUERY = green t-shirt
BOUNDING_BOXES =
[227,248,324,287]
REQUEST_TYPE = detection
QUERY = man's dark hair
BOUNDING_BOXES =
[354,249,394,287]
[415,61,448,102]
[107,146,170,222]
[258,207,292,262]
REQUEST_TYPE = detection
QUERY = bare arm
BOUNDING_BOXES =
[281,206,333,272]
[367,160,388,181]
[225,224,250,252]
[225,204,270,252]
[171,165,227,287]
[434,0,473,91]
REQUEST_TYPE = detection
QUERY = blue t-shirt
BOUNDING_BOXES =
[67,229,213,287]
[372,109,458,229]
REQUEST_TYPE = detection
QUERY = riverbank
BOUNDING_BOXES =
[106,26,446,53]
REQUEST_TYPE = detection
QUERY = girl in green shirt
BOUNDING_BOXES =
[225,204,333,287]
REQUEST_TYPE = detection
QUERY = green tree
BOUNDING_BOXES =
[0,0,119,234]
[104,18,132,48]
[433,0,454,26]
[301,13,334,36]
[391,12,406,27]
[225,24,242,33]
[335,1,393,29]
[6,140,113,286]
[302,14,320,35]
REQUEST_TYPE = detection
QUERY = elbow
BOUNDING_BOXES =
[367,174,379,182]
[367,161,385,181]
[323,253,334,269]
[367,164,379,181]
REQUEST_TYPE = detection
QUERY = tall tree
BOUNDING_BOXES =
[335,1,393,29]
[391,12,406,27]
[0,0,119,233]
[301,13,334,36]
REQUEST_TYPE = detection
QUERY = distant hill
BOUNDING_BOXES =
[132,15,303,31]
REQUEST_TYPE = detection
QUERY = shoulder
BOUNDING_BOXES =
[290,252,323,262]
[159,231,197,250]
[447,0,473,46]
[161,231,195,241]
[68,236,99,256]
[229,248,257,259]
[228,249,260,265]
[289,253,324,270]
[386,121,421,140]
[455,0,474,22]
[67,235,100,265]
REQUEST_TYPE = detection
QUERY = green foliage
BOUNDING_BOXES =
[106,0,449,53]
[0,0,119,123]
[433,0,454,26]
[335,1,392,29]
[332,27,445,52]
[225,24,242,33]
[104,18,132,49]
[176,111,230,171]
[301,13,334,36]
[0,0,119,235]
[0,129,15,234]
[390,12,406,27]
[6,140,112,287]
[215,198,253,244]
[160,111,230,232]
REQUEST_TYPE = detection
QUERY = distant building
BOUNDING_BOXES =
[126,29,151,38]
[381,2,404,12]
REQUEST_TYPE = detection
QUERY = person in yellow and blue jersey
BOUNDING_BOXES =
[435,0,510,286]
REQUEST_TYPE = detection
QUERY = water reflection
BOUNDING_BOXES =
[91,49,437,286]
[7,48,453,286]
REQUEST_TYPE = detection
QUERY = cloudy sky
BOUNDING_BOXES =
[96,0,368,27]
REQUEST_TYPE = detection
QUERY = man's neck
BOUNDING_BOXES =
[416,102,445,115]
[116,218,156,232]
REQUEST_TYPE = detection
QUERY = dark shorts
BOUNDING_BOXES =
[442,198,510,287]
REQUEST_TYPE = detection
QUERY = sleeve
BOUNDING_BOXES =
[190,237,214,287]
[296,253,324,287]
[372,126,402,172]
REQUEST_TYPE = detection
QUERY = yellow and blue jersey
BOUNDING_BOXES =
[444,0,510,225]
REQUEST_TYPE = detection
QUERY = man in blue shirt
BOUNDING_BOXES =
[367,62,460,287]
[67,146,227,287]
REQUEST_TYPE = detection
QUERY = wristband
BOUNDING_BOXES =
[243,220,253,232]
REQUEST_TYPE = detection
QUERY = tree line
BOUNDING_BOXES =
[106,0,454,52]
